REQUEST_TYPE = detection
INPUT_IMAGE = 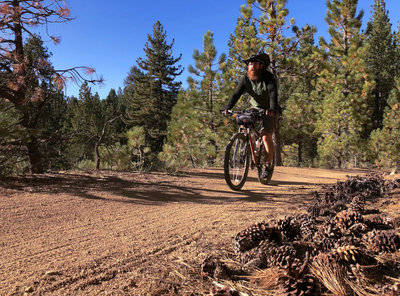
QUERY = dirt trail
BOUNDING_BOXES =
[0,167,374,295]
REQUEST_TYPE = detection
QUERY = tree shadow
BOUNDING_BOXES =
[0,169,324,209]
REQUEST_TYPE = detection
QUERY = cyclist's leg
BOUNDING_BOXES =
[262,132,274,165]
[261,115,276,165]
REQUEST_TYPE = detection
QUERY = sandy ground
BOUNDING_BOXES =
[0,166,383,295]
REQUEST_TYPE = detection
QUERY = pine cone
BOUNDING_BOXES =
[240,239,278,265]
[293,214,320,243]
[378,282,400,296]
[279,254,320,296]
[234,222,281,255]
[321,219,343,239]
[299,218,317,241]
[347,222,370,236]
[334,210,364,232]
[332,245,362,264]
[210,282,241,296]
[313,235,336,252]
[278,275,320,296]
[267,244,297,268]
[364,214,392,230]
[364,230,400,253]
[307,204,320,218]
[313,251,341,265]
[277,216,302,242]
[349,195,365,213]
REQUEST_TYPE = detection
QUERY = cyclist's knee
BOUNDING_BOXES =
[262,132,273,140]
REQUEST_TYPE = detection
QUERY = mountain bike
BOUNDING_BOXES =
[221,109,275,191]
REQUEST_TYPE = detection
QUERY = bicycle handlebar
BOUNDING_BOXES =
[220,109,268,116]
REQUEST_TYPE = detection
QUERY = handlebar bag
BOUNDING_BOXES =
[236,112,258,125]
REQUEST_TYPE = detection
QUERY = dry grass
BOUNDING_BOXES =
[309,258,349,296]
[345,278,380,296]
[249,267,283,291]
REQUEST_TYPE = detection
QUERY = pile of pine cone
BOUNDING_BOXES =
[203,173,400,296]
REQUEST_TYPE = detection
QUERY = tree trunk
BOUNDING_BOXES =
[298,139,303,166]
[19,109,44,174]
[26,135,44,174]
[274,117,282,166]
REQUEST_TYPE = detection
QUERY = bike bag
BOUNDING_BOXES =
[236,112,259,125]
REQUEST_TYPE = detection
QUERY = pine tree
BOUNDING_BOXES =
[280,26,321,166]
[226,0,313,166]
[68,84,104,167]
[0,99,25,175]
[124,21,182,167]
[365,0,398,130]
[314,0,374,168]
[225,16,262,84]
[161,31,229,167]
[0,1,100,173]
[370,78,400,169]
[0,34,71,173]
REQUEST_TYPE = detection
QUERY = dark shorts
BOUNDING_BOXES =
[261,115,276,134]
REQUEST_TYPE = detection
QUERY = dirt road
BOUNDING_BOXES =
[0,167,373,295]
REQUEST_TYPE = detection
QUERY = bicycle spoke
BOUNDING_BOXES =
[224,133,249,190]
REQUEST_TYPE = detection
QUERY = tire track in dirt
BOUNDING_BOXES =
[0,167,365,295]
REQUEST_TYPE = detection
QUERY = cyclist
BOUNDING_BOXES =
[222,52,278,178]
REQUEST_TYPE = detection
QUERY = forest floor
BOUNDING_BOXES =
[1,167,399,296]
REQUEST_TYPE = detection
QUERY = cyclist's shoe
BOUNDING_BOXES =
[261,163,273,179]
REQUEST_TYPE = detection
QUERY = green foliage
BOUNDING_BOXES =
[280,26,320,166]
[282,144,299,167]
[365,0,399,130]
[98,143,132,171]
[161,31,231,168]
[314,0,374,168]
[2,1,400,175]
[76,159,96,171]
[66,85,124,170]
[369,78,400,169]
[124,21,182,168]
[126,126,150,170]
[68,84,103,160]
[0,35,70,174]
[227,0,319,166]
[0,100,27,175]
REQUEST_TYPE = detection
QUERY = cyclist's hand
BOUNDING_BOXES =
[266,109,275,117]
[221,109,229,116]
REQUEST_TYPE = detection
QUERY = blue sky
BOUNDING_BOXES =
[37,0,400,99]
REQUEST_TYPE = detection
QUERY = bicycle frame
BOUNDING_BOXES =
[222,109,275,190]
[238,124,263,168]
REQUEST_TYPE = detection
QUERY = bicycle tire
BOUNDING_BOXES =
[257,141,274,185]
[224,133,250,191]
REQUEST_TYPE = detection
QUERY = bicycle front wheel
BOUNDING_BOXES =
[224,133,250,191]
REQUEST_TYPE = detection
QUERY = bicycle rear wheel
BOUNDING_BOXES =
[257,141,274,185]
[224,133,250,191]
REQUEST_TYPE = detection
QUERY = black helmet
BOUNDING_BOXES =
[243,52,270,66]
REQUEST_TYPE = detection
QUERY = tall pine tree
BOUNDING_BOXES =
[280,27,321,166]
[161,31,229,167]
[365,0,398,130]
[226,0,313,165]
[124,21,182,167]
[314,0,374,168]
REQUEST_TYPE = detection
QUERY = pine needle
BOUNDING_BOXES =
[248,267,283,290]
[345,278,380,296]
[310,258,349,296]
